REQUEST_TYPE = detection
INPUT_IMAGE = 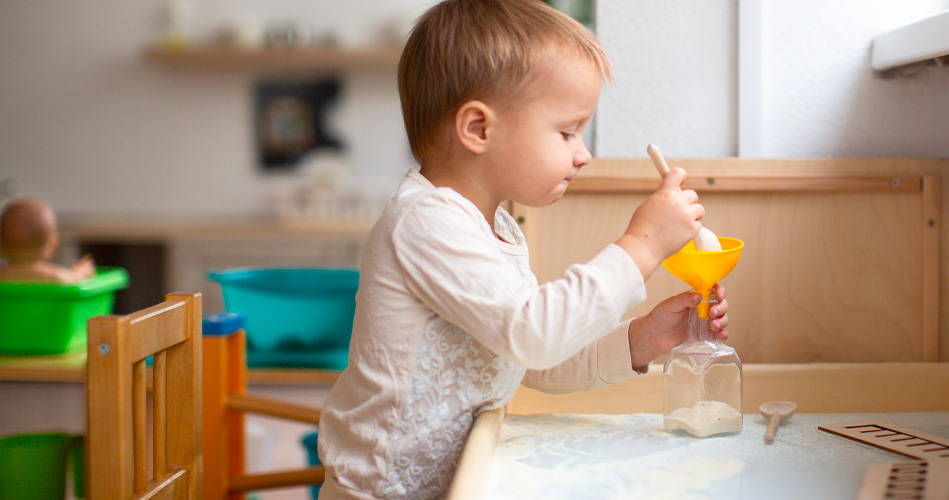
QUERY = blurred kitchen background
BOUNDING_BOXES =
[1,0,947,498]
[4,0,946,313]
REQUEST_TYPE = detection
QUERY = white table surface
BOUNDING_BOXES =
[483,412,949,500]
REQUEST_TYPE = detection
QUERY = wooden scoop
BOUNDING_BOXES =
[759,401,797,444]
[646,144,722,252]
[646,143,673,177]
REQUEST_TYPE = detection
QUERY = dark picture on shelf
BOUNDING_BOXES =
[254,79,344,170]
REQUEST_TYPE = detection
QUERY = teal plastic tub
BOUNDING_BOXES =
[207,268,357,369]
[301,430,322,500]
[0,267,129,354]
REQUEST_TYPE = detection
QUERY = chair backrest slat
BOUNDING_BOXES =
[153,350,168,480]
[133,359,147,494]
[126,301,189,364]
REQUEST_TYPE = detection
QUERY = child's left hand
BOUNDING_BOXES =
[628,283,729,369]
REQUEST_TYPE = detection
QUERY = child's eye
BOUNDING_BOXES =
[561,132,575,140]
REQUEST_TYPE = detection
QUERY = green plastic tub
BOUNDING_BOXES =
[0,267,129,354]
[0,432,84,499]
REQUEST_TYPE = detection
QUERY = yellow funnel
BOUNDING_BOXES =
[662,237,743,318]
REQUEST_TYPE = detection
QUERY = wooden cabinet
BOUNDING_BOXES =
[58,215,369,315]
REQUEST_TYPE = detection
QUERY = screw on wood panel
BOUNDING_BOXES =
[890,178,901,188]
[98,343,111,355]
[516,216,525,225]
[706,177,715,186]
[930,219,936,227]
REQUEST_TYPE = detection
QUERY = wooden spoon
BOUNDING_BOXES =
[646,144,722,251]
[759,401,797,444]
[646,143,673,177]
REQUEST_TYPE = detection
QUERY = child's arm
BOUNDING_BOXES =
[0,259,95,282]
[69,254,96,280]
[520,284,729,394]
[614,167,703,282]
[394,194,647,371]
[393,169,703,372]
[40,255,95,282]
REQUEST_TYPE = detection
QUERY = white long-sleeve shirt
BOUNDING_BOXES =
[318,170,648,499]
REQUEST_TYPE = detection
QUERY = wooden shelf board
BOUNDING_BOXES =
[0,350,86,382]
[143,45,403,73]
[0,350,340,385]
[58,213,374,243]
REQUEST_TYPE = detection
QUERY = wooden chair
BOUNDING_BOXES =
[86,292,202,499]
[202,315,325,499]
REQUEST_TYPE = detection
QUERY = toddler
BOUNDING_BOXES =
[318,1,729,499]
[0,198,95,282]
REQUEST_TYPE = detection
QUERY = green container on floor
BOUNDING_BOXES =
[0,267,129,354]
[0,432,84,499]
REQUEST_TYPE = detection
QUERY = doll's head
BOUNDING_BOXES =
[0,199,59,264]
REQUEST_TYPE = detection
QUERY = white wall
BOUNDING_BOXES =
[2,1,948,216]
[595,0,738,158]
[760,0,949,158]
[0,0,434,216]
[596,0,949,159]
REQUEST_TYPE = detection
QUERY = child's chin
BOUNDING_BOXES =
[517,186,568,207]
[534,193,566,207]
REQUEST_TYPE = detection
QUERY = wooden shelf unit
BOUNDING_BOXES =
[143,44,403,73]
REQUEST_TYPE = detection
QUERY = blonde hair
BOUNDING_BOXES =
[398,0,612,164]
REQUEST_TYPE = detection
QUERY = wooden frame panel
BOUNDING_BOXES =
[509,362,949,415]
[512,159,945,363]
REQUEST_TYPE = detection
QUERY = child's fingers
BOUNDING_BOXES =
[675,188,703,225]
[659,291,700,315]
[660,167,687,190]
[710,295,728,317]
[709,304,728,323]
[708,316,728,332]
[688,200,705,221]
[680,188,699,204]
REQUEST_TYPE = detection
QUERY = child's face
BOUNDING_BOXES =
[486,54,601,207]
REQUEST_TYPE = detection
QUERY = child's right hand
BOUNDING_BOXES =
[615,167,704,280]
[71,254,96,279]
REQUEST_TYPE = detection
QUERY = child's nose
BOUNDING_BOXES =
[574,143,592,167]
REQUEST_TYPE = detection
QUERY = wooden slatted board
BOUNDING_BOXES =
[819,421,949,499]
[511,158,947,363]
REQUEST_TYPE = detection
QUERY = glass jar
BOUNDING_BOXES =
[663,296,742,437]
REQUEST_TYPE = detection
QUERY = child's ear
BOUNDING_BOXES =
[454,100,492,154]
